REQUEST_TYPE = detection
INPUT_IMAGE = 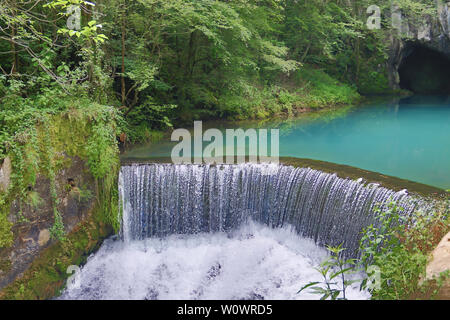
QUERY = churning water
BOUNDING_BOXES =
[59,163,429,300]
[59,221,368,300]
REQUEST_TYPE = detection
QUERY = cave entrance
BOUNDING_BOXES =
[398,44,450,95]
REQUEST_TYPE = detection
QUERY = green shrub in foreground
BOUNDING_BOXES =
[360,202,449,299]
[301,201,449,300]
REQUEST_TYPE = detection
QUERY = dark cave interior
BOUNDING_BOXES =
[398,44,450,95]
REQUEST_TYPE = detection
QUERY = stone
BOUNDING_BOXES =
[386,1,450,90]
[426,231,450,298]
[38,229,50,247]
[0,157,12,192]
[418,24,431,41]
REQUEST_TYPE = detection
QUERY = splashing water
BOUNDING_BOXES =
[59,221,369,300]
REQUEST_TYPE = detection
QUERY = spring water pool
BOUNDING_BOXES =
[122,95,450,189]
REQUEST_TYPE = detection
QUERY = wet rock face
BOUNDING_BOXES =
[387,1,450,90]
[0,156,96,290]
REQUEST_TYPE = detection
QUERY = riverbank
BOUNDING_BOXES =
[122,67,364,145]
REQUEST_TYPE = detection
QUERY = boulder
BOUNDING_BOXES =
[0,157,11,193]
[426,231,450,299]
[37,229,50,247]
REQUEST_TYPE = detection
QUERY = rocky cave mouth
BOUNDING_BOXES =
[398,44,450,95]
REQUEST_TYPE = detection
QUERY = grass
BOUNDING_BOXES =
[217,66,361,120]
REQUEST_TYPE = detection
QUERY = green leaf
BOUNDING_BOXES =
[297,282,320,294]
[330,267,354,280]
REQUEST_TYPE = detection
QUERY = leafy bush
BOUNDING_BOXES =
[0,83,121,247]
[303,201,449,300]
[360,202,450,299]
[215,67,360,120]
[87,123,119,180]
[0,209,13,248]
[298,244,360,300]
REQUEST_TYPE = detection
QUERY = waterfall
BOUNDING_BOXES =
[118,163,424,258]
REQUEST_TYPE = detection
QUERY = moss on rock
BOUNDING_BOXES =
[0,99,121,298]
[0,206,113,300]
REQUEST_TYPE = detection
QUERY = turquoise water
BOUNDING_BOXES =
[122,95,450,189]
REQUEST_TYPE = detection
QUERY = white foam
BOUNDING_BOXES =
[59,221,370,300]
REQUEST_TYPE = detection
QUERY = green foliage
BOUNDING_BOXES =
[71,185,93,204]
[0,81,121,247]
[359,202,450,299]
[100,0,305,124]
[0,208,13,248]
[216,67,360,120]
[0,0,109,93]
[298,244,360,300]
[295,68,361,107]
[56,19,109,44]
[97,169,120,233]
[1,0,444,126]
[49,209,66,242]
[284,0,362,64]
[124,99,176,143]
[391,0,437,28]
[303,202,449,300]
[86,123,119,180]
[26,191,44,209]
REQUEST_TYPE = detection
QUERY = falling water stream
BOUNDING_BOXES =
[119,163,422,256]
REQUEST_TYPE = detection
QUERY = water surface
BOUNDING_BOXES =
[122,95,450,189]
